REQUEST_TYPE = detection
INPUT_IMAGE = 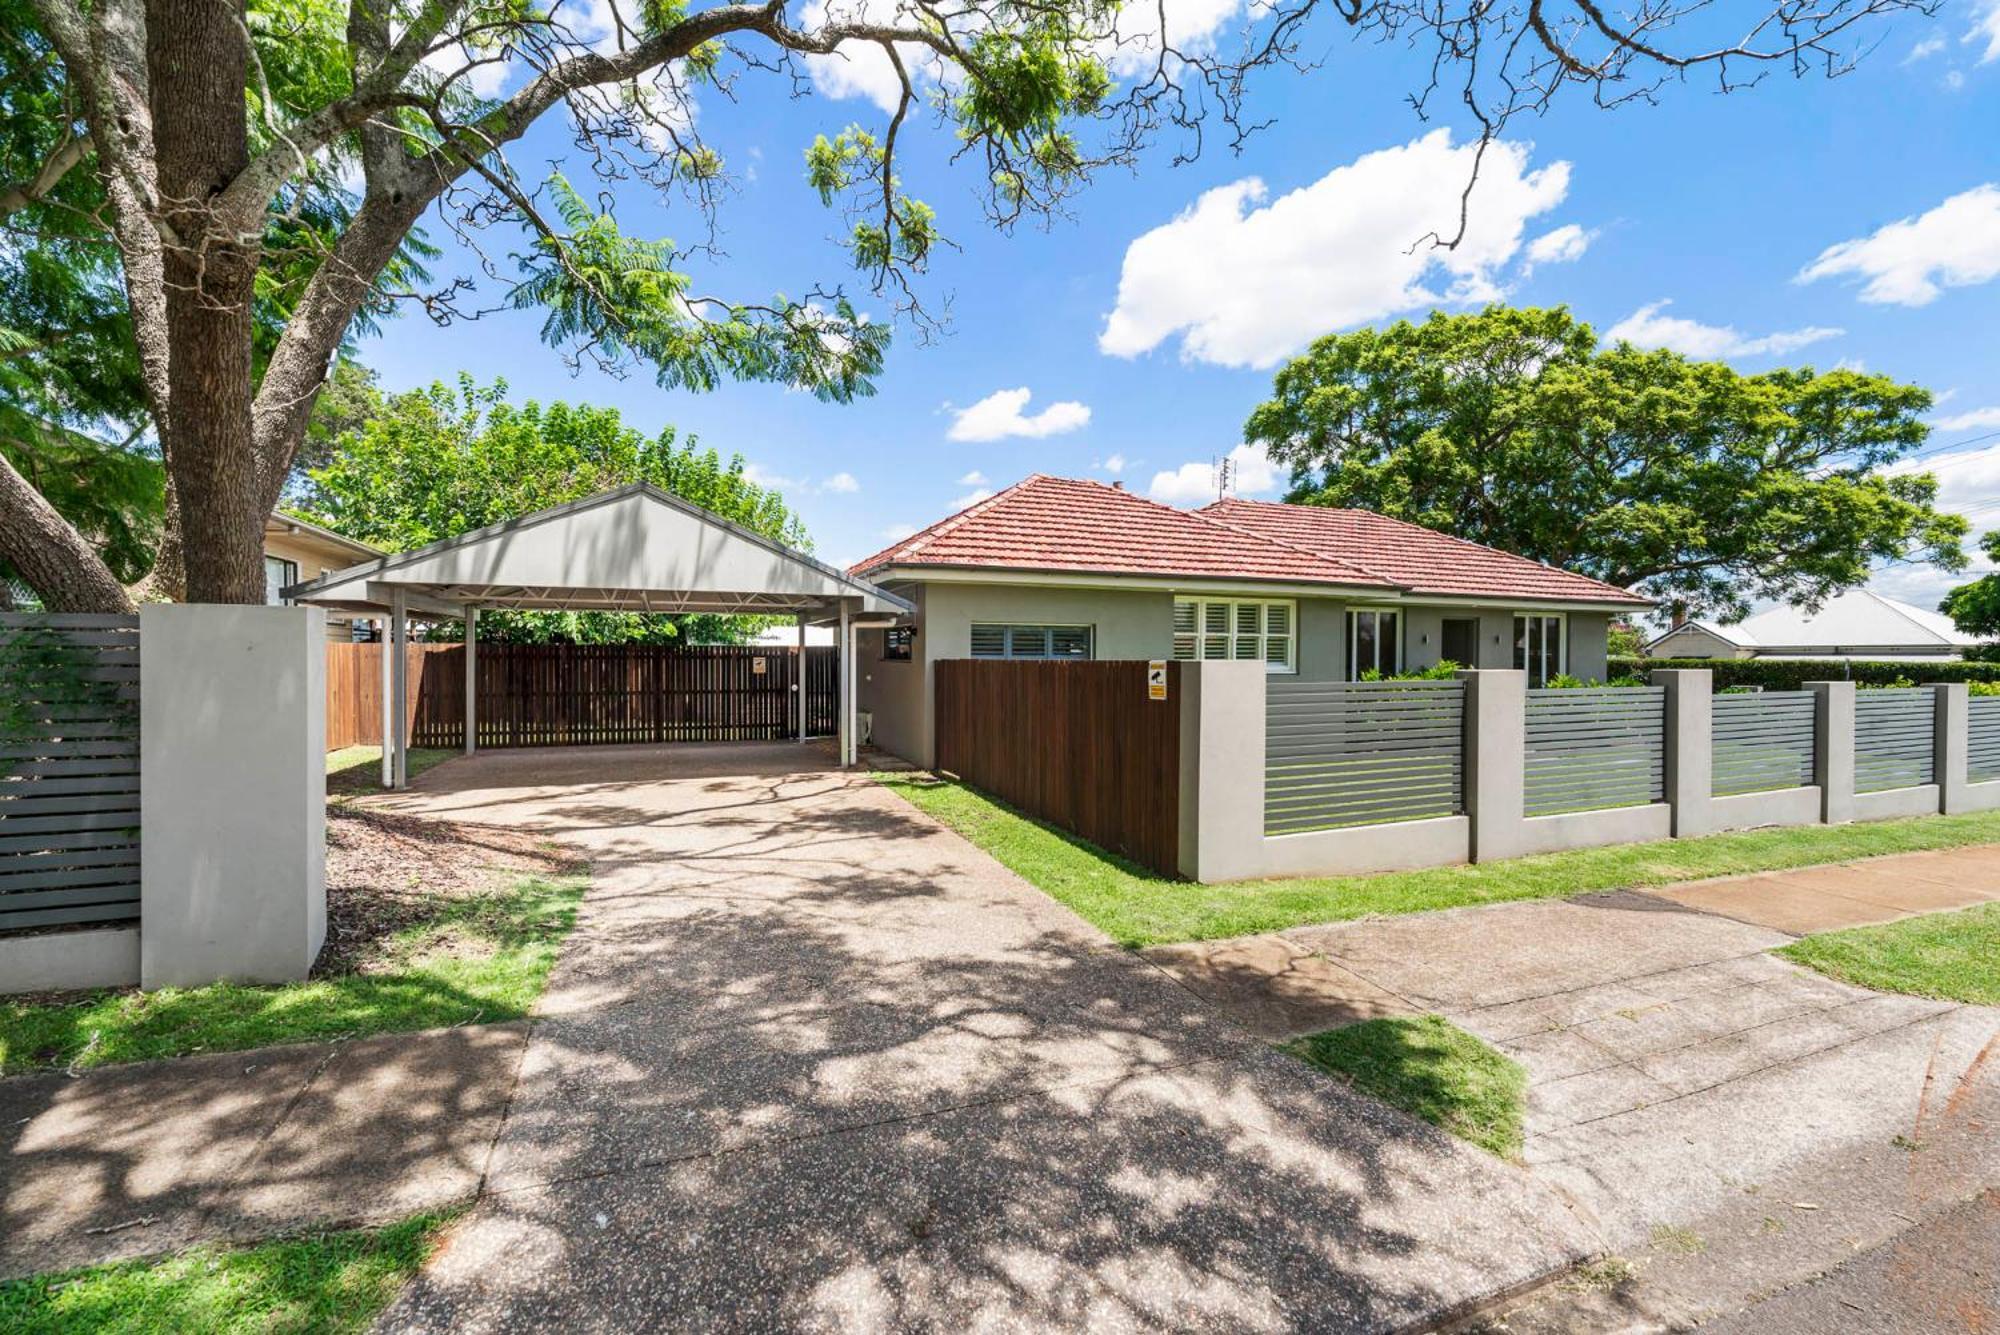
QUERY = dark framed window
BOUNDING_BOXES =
[968,624,1093,660]
[1346,608,1401,678]
[1513,613,1565,686]
[264,555,299,606]
[882,626,915,661]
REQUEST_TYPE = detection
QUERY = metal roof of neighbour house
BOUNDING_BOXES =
[284,483,911,620]
[1201,497,1652,607]
[1647,589,1980,654]
[850,475,1397,590]
[265,511,384,561]
[851,474,1649,607]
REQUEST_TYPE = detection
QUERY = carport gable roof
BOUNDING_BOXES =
[285,483,911,618]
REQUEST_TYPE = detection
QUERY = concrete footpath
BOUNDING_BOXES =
[1146,850,2000,1331]
[2,745,1598,1332]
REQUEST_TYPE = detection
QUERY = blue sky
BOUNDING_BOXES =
[365,2,2000,617]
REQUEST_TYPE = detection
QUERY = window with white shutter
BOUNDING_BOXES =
[1170,597,1296,673]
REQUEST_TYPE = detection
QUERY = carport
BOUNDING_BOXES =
[285,484,911,786]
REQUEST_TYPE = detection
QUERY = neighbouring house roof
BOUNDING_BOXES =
[1648,589,1981,655]
[264,511,384,563]
[851,475,1649,606]
[1201,497,1650,606]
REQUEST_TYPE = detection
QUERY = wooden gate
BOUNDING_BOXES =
[326,643,839,749]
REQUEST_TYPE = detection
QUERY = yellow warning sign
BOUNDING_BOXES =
[1147,660,1168,701]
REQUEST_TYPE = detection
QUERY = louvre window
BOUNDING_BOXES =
[969,624,1094,660]
[882,627,915,661]
[1170,598,1296,673]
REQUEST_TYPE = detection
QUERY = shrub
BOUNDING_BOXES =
[1613,656,2000,691]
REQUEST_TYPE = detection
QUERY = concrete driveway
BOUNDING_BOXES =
[1150,889,2000,1330]
[360,744,1596,1332]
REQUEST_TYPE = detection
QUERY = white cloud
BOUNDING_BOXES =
[1524,223,1593,270]
[1147,443,1281,506]
[952,488,995,510]
[1099,130,1573,369]
[1905,34,1946,62]
[1099,453,1127,475]
[796,0,944,113]
[945,388,1093,442]
[1603,301,1843,359]
[1797,185,2000,306]
[879,522,918,542]
[742,463,862,495]
[1937,406,2000,432]
[956,470,989,486]
[823,471,860,493]
[1969,1,2000,62]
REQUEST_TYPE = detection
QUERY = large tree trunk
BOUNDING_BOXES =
[0,450,135,612]
[145,0,263,605]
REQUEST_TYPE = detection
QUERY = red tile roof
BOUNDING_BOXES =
[1201,497,1649,605]
[850,475,1394,588]
[849,474,1648,606]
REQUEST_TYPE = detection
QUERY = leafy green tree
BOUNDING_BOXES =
[2,0,1925,607]
[1246,306,1967,623]
[302,377,798,644]
[1940,533,2000,649]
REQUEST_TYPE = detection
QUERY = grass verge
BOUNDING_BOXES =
[0,1213,453,1334]
[0,872,584,1074]
[1288,1015,1527,1159]
[1778,902,2000,1005]
[880,775,2000,947]
[327,745,456,797]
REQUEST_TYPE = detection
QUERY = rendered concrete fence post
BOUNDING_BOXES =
[140,605,328,988]
[1807,680,1856,825]
[1176,660,1267,882]
[1459,669,1527,863]
[1933,681,1968,814]
[1653,668,1714,837]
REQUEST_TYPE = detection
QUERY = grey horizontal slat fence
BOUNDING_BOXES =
[1524,687,1665,816]
[1711,691,1816,796]
[0,613,141,933]
[1971,697,2000,785]
[1265,680,1464,835]
[1854,687,1935,793]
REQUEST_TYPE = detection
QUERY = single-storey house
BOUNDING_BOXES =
[850,475,1650,766]
[264,512,384,640]
[1644,588,1982,662]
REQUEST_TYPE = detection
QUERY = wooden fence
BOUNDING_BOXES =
[934,659,1181,877]
[0,613,142,934]
[326,642,839,750]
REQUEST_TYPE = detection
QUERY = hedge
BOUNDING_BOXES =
[1613,656,2000,691]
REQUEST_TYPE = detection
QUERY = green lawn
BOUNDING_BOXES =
[0,1214,453,1334]
[0,872,584,1074]
[1288,1016,1527,1159]
[1779,902,2000,1006]
[326,745,457,796]
[880,775,2000,947]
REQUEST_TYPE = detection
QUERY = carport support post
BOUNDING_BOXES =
[464,605,478,755]
[390,588,409,789]
[838,602,854,766]
[797,615,808,742]
[378,615,394,788]
[1807,680,1856,824]
[1653,669,1713,837]
[1934,681,1968,814]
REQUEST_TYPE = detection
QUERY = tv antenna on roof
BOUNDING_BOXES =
[1213,455,1235,500]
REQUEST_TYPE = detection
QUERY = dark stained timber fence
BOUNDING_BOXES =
[1523,686,1665,817]
[0,613,140,934]
[1970,697,2000,785]
[934,659,1180,877]
[326,642,839,749]
[1264,680,1464,835]
[1854,687,1936,793]
[1711,691,1817,796]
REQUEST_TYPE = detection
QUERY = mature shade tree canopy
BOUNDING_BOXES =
[1246,306,1967,622]
[0,0,1931,611]
[1940,532,2000,647]
[301,377,802,644]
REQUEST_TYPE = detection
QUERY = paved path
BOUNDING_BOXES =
[1,744,1597,1331]
[1147,871,2000,1329]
